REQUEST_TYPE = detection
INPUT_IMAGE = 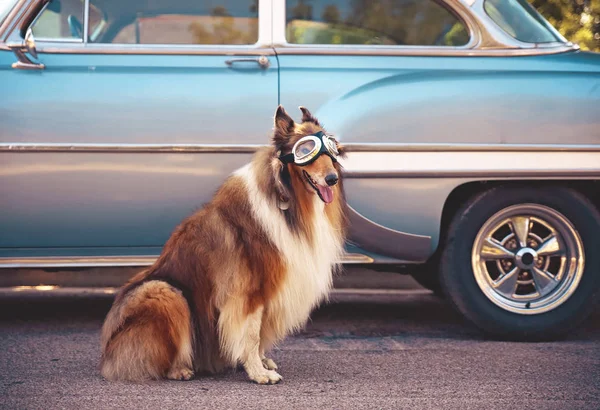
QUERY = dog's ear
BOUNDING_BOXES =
[335,139,347,159]
[271,157,291,203]
[273,105,295,149]
[299,106,320,125]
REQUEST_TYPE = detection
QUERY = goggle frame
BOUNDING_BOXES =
[279,131,339,166]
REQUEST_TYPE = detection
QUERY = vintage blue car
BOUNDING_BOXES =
[1,0,599,340]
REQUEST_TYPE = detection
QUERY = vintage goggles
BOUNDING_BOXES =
[279,131,339,166]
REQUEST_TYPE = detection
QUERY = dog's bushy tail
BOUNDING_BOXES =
[100,279,193,381]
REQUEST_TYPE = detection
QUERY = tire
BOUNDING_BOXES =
[440,185,600,341]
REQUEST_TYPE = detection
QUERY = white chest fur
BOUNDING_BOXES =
[236,164,344,337]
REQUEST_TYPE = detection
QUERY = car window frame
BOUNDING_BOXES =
[282,0,474,49]
[4,0,274,56]
[1,0,577,57]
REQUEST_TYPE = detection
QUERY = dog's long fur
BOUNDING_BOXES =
[100,106,347,383]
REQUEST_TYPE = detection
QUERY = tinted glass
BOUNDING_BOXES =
[31,0,85,41]
[484,0,563,43]
[286,0,469,46]
[89,0,258,44]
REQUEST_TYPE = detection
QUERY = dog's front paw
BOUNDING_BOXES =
[249,369,282,385]
[262,357,278,370]
[167,367,195,381]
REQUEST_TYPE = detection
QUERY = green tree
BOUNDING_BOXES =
[292,0,313,20]
[189,6,257,45]
[211,6,231,17]
[530,0,600,51]
[322,5,341,24]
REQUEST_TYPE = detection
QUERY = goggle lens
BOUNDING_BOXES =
[324,136,339,156]
[295,139,317,160]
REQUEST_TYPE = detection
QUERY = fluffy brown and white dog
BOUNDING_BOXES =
[100,106,347,384]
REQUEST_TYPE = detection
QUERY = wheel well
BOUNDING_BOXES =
[434,179,600,261]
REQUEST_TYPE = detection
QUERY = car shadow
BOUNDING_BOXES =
[0,290,597,343]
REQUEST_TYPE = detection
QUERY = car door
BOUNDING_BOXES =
[0,0,277,257]
[276,0,479,260]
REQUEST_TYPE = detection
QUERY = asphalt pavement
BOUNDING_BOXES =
[0,271,598,409]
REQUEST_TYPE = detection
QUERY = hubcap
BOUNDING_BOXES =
[471,204,584,315]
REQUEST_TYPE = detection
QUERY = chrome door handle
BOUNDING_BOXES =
[225,55,270,69]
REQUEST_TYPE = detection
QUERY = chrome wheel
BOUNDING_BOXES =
[472,204,585,315]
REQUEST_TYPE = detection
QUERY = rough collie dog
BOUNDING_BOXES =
[100,106,347,384]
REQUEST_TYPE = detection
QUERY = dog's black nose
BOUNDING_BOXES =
[325,173,339,186]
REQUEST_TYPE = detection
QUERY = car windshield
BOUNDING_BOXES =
[484,0,566,44]
[0,0,19,26]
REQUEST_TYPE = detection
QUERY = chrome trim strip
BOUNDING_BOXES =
[34,43,276,56]
[344,171,600,179]
[0,287,433,296]
[83,0,89,44]
[0,253,374,268]
[341,151,600,178]
[0,256,158,268]
[343,143,600,152]
[0,286,120,295]
[273,44,576,57]
[2,143,599,153]
[258,0,272,46]
[0,143,264,153]
[0,0,31,40]
[34,37,82,43]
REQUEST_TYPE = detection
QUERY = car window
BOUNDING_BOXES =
[285,0,469,46]
[484,0,564,43]
[88,0,258,45]
[30,0,85,41]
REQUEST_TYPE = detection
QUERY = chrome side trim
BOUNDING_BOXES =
[0,256,158,268]
[0,287,433,296]
[33,43,276,56]
[2,143,599,153]
[345,170,600,179]
[341,151,600,178]
[0,0,31,40]
[34,37,82,43]
[2,144,598,179]
[82,0,89,44]
[343,143,600,152]
[348,206,432,262]
[0,253,374,268]
[0,143,264,153]
[273,44,576,57]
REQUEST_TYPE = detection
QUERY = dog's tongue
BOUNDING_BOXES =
[317,185,334,204]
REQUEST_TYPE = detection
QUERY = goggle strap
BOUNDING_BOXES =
[279,153,295,164]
